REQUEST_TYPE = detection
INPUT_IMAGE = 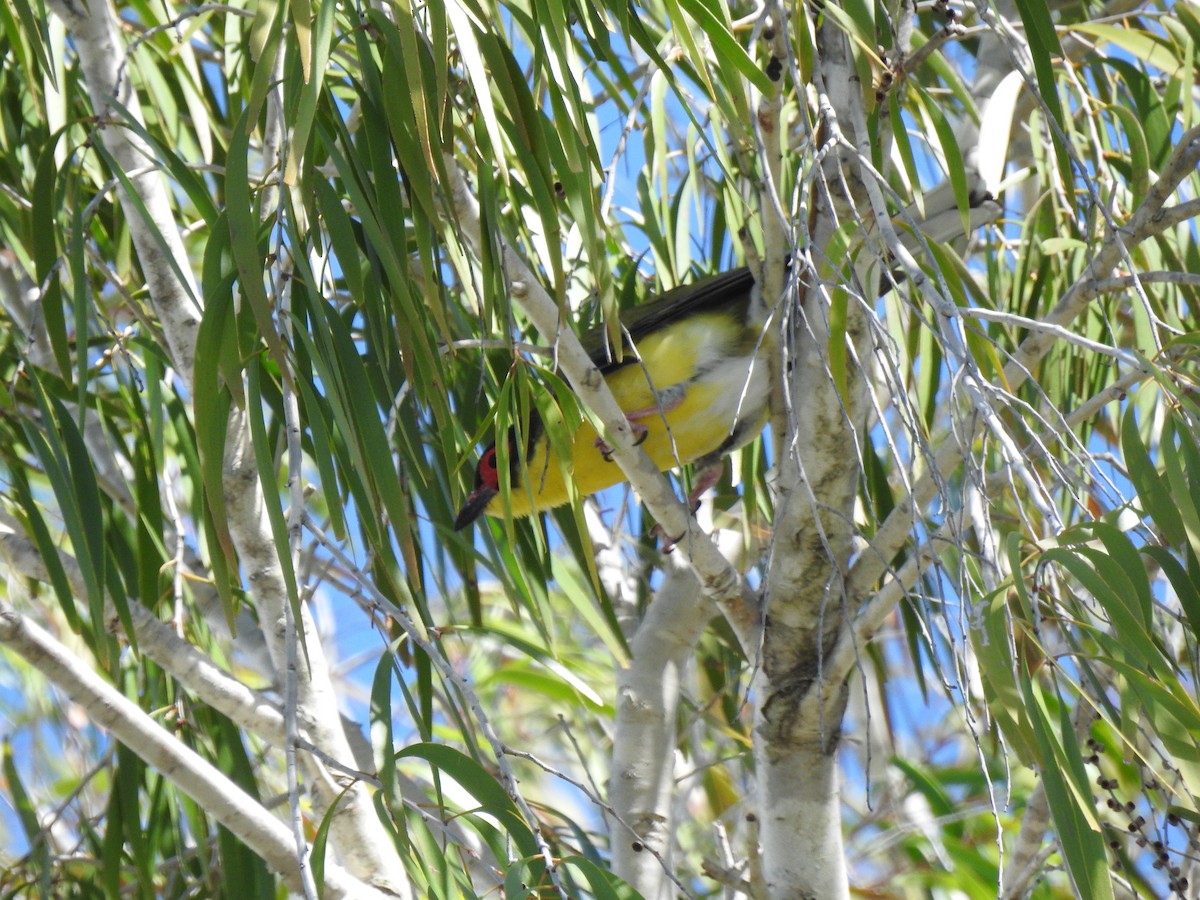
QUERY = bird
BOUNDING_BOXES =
[454,267,771,530]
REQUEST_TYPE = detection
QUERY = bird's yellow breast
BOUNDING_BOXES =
[499,311,769,516]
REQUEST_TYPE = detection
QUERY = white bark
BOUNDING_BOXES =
[610,554,718,897]
[754,744,848,899]
[751,13,869,898]
[45,0,202,386]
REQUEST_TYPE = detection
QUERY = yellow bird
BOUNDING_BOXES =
[454,267,771,530]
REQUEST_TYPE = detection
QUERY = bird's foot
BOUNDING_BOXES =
[651,463,724,550]
[651,505,699,553]
[656,527,686,553]
[686,461,723,507]
[595,421,649,461]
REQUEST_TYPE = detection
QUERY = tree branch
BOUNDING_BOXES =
[610,553,718,898]
[46,0,202,385]
[0,599,392,900]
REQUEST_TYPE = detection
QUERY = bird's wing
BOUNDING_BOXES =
[582,267,756,373]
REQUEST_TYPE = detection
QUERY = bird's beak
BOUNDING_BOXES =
[453,485,498,531]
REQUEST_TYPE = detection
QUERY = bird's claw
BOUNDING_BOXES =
[650,522,687,553]
[595,421,649,461]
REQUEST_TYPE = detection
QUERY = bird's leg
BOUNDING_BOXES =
[594,384,687,461]
[656,454,725,551]
[685,458,724,508]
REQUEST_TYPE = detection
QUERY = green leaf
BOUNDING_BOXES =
[371,644,399,796]
[889,92,921,203]
[1,0,54,90]
[1071,23,1184,76]
[1143,547,1200,642]
[446,0,508,184]
[282,0,335,186]
[1023,680,1116,900]
[194,220,241,610]
[971,582,1038,763]
[10,465,81,633]
[225,111,288,368]
[22,375,109,643]
[3,737,50,890]
[1012,0,1073,202]
[662,0,718,104]
[1040,236,1086,255]
[675,0,773,95]
[31,140,68,377]
[1042,542,1161,669]
[1104,104,1151,208]
[1161,418,1200,563]
[1122,405,1184,545]
[396,743,542,866]
[558,856,642,899]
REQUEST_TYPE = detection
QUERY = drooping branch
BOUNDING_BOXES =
[830,118,1200,698]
